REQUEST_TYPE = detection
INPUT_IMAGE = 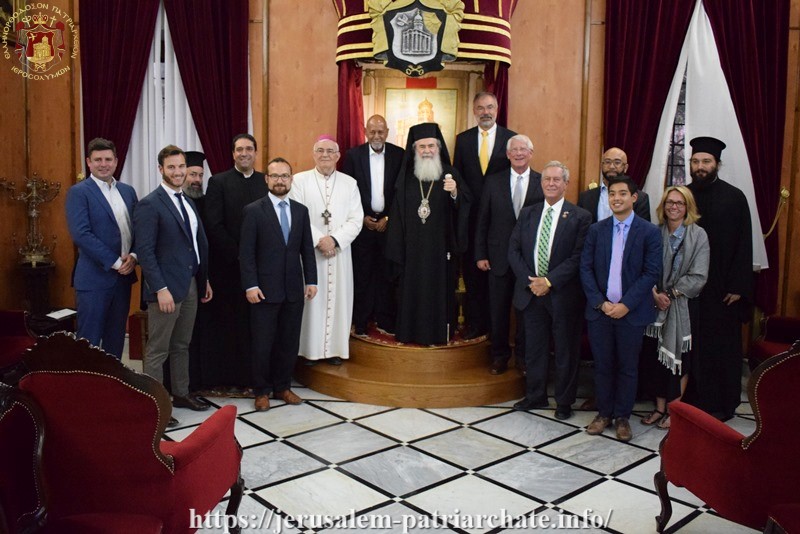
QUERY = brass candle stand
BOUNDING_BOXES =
[0,173,60,267]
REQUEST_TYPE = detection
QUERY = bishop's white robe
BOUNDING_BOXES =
[289,169,363,360]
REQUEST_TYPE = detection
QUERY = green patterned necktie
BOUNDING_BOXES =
[536,207,553,276]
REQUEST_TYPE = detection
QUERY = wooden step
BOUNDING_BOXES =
[295,335,525,408]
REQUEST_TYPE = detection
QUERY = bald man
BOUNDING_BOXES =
[578,147,651,223]
[342,115,404,335]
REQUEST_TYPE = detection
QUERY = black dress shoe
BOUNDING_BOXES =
[166,416,179,428]
[513,398,550,411]
[461,326,483,340]
[173,395,210,411]
[555,406,573,420]
[303,358,319,367]
[354,326,367,336]
[326,357,343,365]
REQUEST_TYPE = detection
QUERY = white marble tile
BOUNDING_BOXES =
[677,511,759,533]
[256,468,388,523]
[358,408,459,442]
[614,456,705,507]
[295,387,344,401]
[537,432,652,475]
[241,441,325,488]
[414,427,524,469]
[288,422,396,463]
[558,479,695,533]
[473,411,576,447]
[341,446,462,496]
[726,415,756,436]
[480,451,601,503]
[165,419,273,448]
[736,401,754,415]
[171,404,220,427]
[311,401,392,420]
[406,475,539,534]
[317,502,442,533]
[242,403,341,437]
[427,406,510,424]
[204,396,262,415]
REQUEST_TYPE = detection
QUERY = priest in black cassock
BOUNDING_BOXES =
[201,134,268,392]
[685,136,753,421]
[386,123,472,345]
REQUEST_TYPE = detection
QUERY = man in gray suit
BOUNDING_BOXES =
[134,145,213,427]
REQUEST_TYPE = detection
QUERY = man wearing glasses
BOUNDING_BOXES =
[240,158,317,411]
[289,136,364,366]
[579,147,651,223]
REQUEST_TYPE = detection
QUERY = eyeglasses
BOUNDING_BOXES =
[601,159,626,167]
[314,148,338,155]
[267,174,292,181]
[664,200,686,207]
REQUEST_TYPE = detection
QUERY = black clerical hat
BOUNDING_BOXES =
[185,151,206,168]
[403,122,451,164]
[690,137,726,160]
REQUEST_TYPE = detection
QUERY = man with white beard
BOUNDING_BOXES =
[386,123,472,345]
[289,136,363,365]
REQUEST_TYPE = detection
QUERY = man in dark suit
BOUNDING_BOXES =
[342,115,404,335]
[509,161,591,420]
[580,176,661,441]
[66,137,138,360]
[134,145,213,426]
[240,157,317,411]
[578,147,651,223]
[203,134,268,391]
[453,92,516,339]
[475,134,543,375]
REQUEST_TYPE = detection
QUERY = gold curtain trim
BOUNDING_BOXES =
[458,51,511,63]
[337,22,373,35]
[337,51,374,61]
[336,42,374,54]
[460,23,510,38]
[458,42,511,54]
[462,13,511,28]
[338,13,371,26]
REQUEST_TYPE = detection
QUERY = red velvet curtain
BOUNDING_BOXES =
[603,0,696,186]
[703,0,789,314]
[483,62,510,128]
[164,0,249,174]
[80,0,160,178]
[336,60,365,167]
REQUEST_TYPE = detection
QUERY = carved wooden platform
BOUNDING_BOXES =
[294,333,525,408]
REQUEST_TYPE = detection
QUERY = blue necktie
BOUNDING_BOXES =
[175,192,198,272]
[607,221,624,303]
[279,200,290,244]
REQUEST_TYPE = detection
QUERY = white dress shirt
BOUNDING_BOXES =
[90,175,134,270]
[369,146,385,213]
[534,197,565,277]
[162,183,200,265]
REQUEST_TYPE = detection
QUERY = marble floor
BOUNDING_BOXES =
[125,349,758,534]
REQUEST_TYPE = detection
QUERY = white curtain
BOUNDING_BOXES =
[121,2,207,198]
[642,0,768,271]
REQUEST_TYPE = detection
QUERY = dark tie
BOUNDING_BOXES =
[279,200,290,244]
[175,192,198,272]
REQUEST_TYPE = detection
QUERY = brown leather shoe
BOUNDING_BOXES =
[489,358,508,375]
[586,415,612,435]
[615,417,632,442]
[254,395,270,412]
[173,395,210,411]
[275,389,303,405]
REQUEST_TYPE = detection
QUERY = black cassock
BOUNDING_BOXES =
[685,177,753,419]
[386,165,471,345]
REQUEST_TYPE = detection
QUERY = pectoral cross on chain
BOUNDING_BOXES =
[322,209,332,225]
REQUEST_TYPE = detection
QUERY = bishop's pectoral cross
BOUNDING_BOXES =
[322,209,332,225]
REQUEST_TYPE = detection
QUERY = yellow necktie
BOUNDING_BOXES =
[479,130,489,175]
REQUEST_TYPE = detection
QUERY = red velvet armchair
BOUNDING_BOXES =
[16,333,244,534]
[0,384,164,533]
[749,315,800,370]
[655,341,800,531]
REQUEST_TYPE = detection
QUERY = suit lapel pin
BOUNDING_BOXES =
[562,211,569,219]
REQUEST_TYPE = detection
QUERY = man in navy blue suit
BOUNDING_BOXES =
[240,157,318,411]
[580,176,661,441]
[509,161,591,420]
[66,138,138,360]
[134,145,213,426]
